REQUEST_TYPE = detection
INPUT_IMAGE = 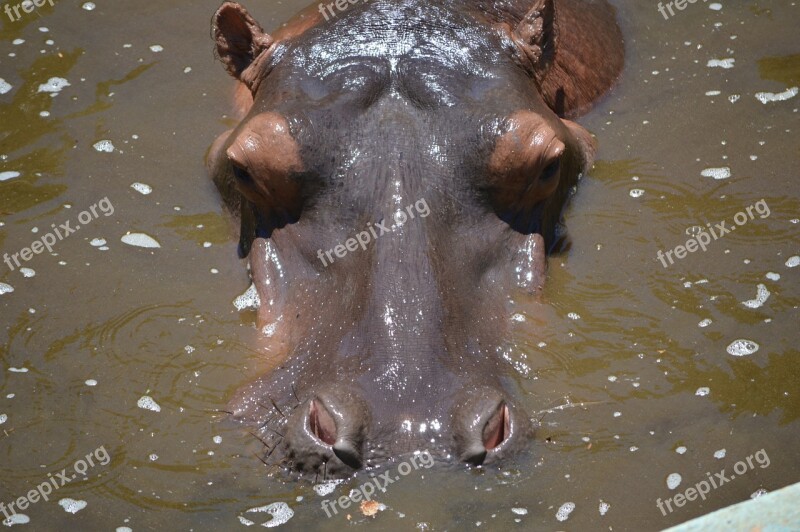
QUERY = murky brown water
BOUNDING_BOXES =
[1,0,798,530]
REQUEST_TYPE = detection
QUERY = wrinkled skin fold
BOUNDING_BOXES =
[207,0,623,476]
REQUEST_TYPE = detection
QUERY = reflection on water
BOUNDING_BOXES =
[0,0,798,529]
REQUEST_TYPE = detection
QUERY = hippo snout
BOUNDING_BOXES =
[277,384,532,474]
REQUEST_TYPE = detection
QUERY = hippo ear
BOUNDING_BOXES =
[213,2,275,91]
[510,0,558,82]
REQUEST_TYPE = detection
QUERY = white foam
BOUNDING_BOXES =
[629,188,645,198]
[742,283,770,309]
[0,283,14,295]
[0,414,6,424]
[2,513,30,526]
[714,449,726,459]
[698,319,712,328]
[599,501,610,516]
[727,339,759,356]
[37,77,70,94]
[85,379,97,386]
[150,45,164,53]
[0,79,12,95]
[701,167,731,180]
[137,395,161,412]
[695,387,710,396]
[246,502,294,528]
[313,479,343,496]
[511,508,528,515]
[131,182,152,195]
[705,90,721,96]
[667,473,682,490]
[709,3,722,10]
[82,2,95,10]
[58,498,87,514]
[785,256,799,268]
[766,272,780,281]
[567,312,581,320]
[234,283,260,311]
[676,446,687,454]
[0,171,20,181]
[8,367,27,373]
[90,238,107,247]
[93,140,115,153]
[555,502,575,522]
[20,268,35,278]
[213,435,222,444]
[121,233,160,248]
[755,87,798,104]
[751,488,768,499]
[707,58,735,69]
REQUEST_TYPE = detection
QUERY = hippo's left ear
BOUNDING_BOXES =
[505,0,558,83]
[213,2,275,92]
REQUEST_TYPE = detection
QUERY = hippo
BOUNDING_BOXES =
[207,0,623,476]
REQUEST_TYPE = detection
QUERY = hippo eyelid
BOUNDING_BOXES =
[230,160,254,185]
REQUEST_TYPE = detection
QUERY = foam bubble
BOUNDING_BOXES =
[742,283,770,309]
[555,502,575,522]
[667,473,682,490]
[727,339,759,356]
[2,513,30,526]
[695,387,710,397]
[20,268,35,278]
[37,77,70,94]
[234,283,260,311]
[785,256,799,268]
[629,188,645,198]
[313,480,343,496]
[676,446,687,454]
[511,508,528,515]
[0,78,13,95]
[751,488,768,499]
[137,395,161,412]
[121,233,160,248]
[755,87,798,104]
[82,2,96,10]
[707,58,735,69]
[0,283,14,295]
[766,272,780,281]
[246,502,294,528]
[599,501,610,516]
[93,140,115,152]
[0,171,20,181]
[131,182,152,195]
[58,498,87,514]
[150,45,164,53]
[714,449,726,459]
[701,167,731,180]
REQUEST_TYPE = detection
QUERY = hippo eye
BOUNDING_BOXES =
[231,161,254,185]
[540,157,561,182]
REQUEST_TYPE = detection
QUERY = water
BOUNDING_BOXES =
[1,0,798,529]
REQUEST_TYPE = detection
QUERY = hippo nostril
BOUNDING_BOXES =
[332,440,363,470]
[308,398,337,445]
[482,402,511,450]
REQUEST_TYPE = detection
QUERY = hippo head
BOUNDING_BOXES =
[208,0,618,476]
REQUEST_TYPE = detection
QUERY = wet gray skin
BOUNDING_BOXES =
[207,0,623,476]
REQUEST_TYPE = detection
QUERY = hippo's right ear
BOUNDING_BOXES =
[213,2,275,92]
[506,0,558,84]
